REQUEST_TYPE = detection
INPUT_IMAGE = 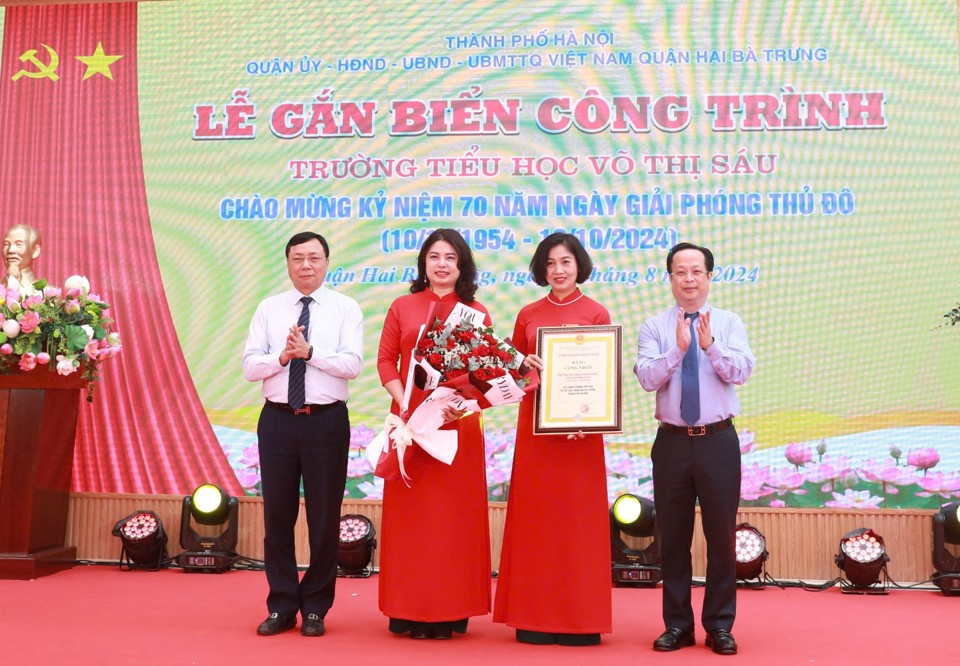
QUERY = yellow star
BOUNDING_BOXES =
[75,42,123,80]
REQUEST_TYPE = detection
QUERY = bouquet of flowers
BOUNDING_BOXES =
[412,307,533,403]
[367,303,537,484]
[0,275,122,397]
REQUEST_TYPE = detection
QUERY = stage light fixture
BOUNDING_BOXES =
[176,484,239,573]
[338,514,377,577]
[111,510,168,570]
[932,501,960,595]
[835,527,889,593]
[610,493,661,587]
[735,523,769,583]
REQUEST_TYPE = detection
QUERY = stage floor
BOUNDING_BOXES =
[0,565,953,665]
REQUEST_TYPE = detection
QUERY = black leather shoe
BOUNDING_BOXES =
[705,629,738,655]
[388,618,413,634]
[301,613,325,637]
[517,629,557,645]
[430,624,453,640]
[556,632,601,646]
[257,612,296,636]
[653,627,695,651]
[409,624,431,639]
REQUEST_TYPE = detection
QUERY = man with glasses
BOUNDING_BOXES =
[634,242,755,656]
[242,231,363,638]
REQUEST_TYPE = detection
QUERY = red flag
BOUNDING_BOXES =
[0,3,242,495]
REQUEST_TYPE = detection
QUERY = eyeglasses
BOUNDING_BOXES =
[670,270,709,281]
[289,254,327,266]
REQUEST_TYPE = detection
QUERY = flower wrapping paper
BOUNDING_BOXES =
[367,302,538,484]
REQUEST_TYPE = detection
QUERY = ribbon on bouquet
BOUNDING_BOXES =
[365,406,461,486]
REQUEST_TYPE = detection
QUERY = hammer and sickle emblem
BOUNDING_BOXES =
[12,43,60,81]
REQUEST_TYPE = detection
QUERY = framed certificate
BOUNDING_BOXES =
[533,325,622,435]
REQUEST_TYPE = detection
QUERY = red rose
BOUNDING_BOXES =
[427,352,443,368]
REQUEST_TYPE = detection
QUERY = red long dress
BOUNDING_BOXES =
[493,289,613,634]
[377,289,492,622]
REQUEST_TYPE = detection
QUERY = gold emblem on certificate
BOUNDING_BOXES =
[533,325,622,435]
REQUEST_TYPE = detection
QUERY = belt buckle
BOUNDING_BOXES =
[293,406,311,415]
[687,425,707,436]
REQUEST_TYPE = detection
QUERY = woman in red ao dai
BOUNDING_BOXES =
[376,229,492,640]
[493,232,613,645]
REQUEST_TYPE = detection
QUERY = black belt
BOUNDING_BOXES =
[659,418,733,437]
[265,400,344,416]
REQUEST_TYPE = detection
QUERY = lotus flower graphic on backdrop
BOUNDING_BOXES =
[916,471,960,499]
[906,447,940,474]
[825,488,884,509]
[784,442,813,468]
[815,439,827,462]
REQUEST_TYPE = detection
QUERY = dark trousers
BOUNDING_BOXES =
[651,425,741,633]
[257,402,350,619]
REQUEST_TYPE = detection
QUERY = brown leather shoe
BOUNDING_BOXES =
[256,612,296,636]
[705,629,738,655]
[653,627,695,651]
[301,613,325,637]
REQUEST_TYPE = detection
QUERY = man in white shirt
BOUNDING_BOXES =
[242,231,363,638]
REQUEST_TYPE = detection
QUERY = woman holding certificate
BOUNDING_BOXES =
[493,232,612,645]
[376,228,492,640]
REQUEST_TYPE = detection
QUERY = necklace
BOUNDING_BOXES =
[546,291,584,307]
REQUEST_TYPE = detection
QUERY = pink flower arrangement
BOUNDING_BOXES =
[0,275,121,398]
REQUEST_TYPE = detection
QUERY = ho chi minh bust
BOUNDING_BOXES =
[3,224,42,291]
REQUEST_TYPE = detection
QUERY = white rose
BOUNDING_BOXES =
[64,275,91,297]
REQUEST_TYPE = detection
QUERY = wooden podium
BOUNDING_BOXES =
[0,370,84,579]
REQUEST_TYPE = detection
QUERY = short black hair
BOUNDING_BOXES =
[409,228,479,302]
[529,232,593,286]
[666,242,714,273]
[285,231,329,259]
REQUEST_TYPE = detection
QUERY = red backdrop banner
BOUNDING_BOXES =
[0,3,241,495]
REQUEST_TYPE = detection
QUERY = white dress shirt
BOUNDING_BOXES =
[242,286,363,404]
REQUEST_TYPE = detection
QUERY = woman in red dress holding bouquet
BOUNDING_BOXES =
[493,232,612,645]
[377,228,492,639]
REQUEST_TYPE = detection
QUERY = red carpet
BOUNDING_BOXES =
[0,566,953,665]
